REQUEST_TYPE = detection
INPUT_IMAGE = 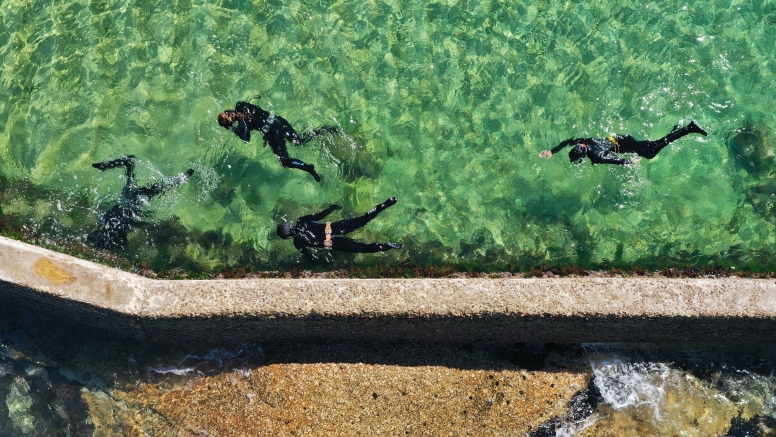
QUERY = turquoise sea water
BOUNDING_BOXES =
[1,0,776,273]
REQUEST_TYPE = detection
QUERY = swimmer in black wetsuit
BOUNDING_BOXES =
[277,197,404,261]
[539,121,708,165]
[218,100,340,182]
[88,155,193,249]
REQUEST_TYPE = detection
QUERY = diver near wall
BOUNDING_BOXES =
[88,155,193,249]
[218,99,340,182]
[277,197,404,261]
[539,121,707,165]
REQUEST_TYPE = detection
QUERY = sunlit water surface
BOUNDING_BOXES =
[1,0,775,273]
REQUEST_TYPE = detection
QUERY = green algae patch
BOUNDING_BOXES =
[6,378,35,434]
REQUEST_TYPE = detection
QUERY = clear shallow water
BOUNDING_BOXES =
[1,0,775,273]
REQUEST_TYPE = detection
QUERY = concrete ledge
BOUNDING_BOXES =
[1,235,775,345]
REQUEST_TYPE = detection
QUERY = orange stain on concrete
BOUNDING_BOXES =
[33,258,75,285]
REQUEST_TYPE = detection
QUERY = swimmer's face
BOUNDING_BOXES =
[218,112,236,129]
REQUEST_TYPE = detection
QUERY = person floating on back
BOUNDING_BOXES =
[277,197,404,261]
[217,99,339,182]
[539,121,708,165]
[88,155,193,249]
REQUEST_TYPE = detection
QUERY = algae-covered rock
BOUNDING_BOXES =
[6,377,35,434]
[726,123,776,223]
[322,133,382,183]
[727,122,774,175]
[81,388,143,437]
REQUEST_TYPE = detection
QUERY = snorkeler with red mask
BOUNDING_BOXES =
[276,197,403,262]
[539,121,707,165]
[217,99,339,182]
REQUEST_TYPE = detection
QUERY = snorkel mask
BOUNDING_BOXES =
[276,222,293,239]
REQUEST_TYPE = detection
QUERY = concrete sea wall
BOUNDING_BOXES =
[1,235,775,345]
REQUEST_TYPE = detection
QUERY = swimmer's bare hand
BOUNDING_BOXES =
[627,156,641,165]
[539,150,553,158]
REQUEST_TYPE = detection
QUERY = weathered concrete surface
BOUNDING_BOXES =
[2,235,776,345]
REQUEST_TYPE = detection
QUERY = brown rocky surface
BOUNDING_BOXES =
[93,363,587,436]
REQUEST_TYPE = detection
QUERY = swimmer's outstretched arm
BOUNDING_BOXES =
[551,138,578,154]
[92,155,136,178]
[540,138,579,158]
[298,204,342,223]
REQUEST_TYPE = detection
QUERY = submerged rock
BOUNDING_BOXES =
[323,133,383,183]
[726,122,776,224]
[725,415,766,437]
[528,376,602,436]
[6,377,35,434]
[727,122,773,175]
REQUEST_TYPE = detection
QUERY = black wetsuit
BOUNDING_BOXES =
[552,121,707,165]
[283,198,403,261]
[223,101,339,182]
[88,156,193,249]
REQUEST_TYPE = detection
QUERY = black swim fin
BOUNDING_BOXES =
[686,121,708,136]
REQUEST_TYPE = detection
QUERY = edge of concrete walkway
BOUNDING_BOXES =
[2,235,775,345]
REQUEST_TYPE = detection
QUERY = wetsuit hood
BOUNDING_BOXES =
[568,143,587,164]
[276,222,293,239]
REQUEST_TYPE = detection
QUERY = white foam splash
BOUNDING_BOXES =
[148,344,264,377]
[148,365,197,376]
[590,357,671,421]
